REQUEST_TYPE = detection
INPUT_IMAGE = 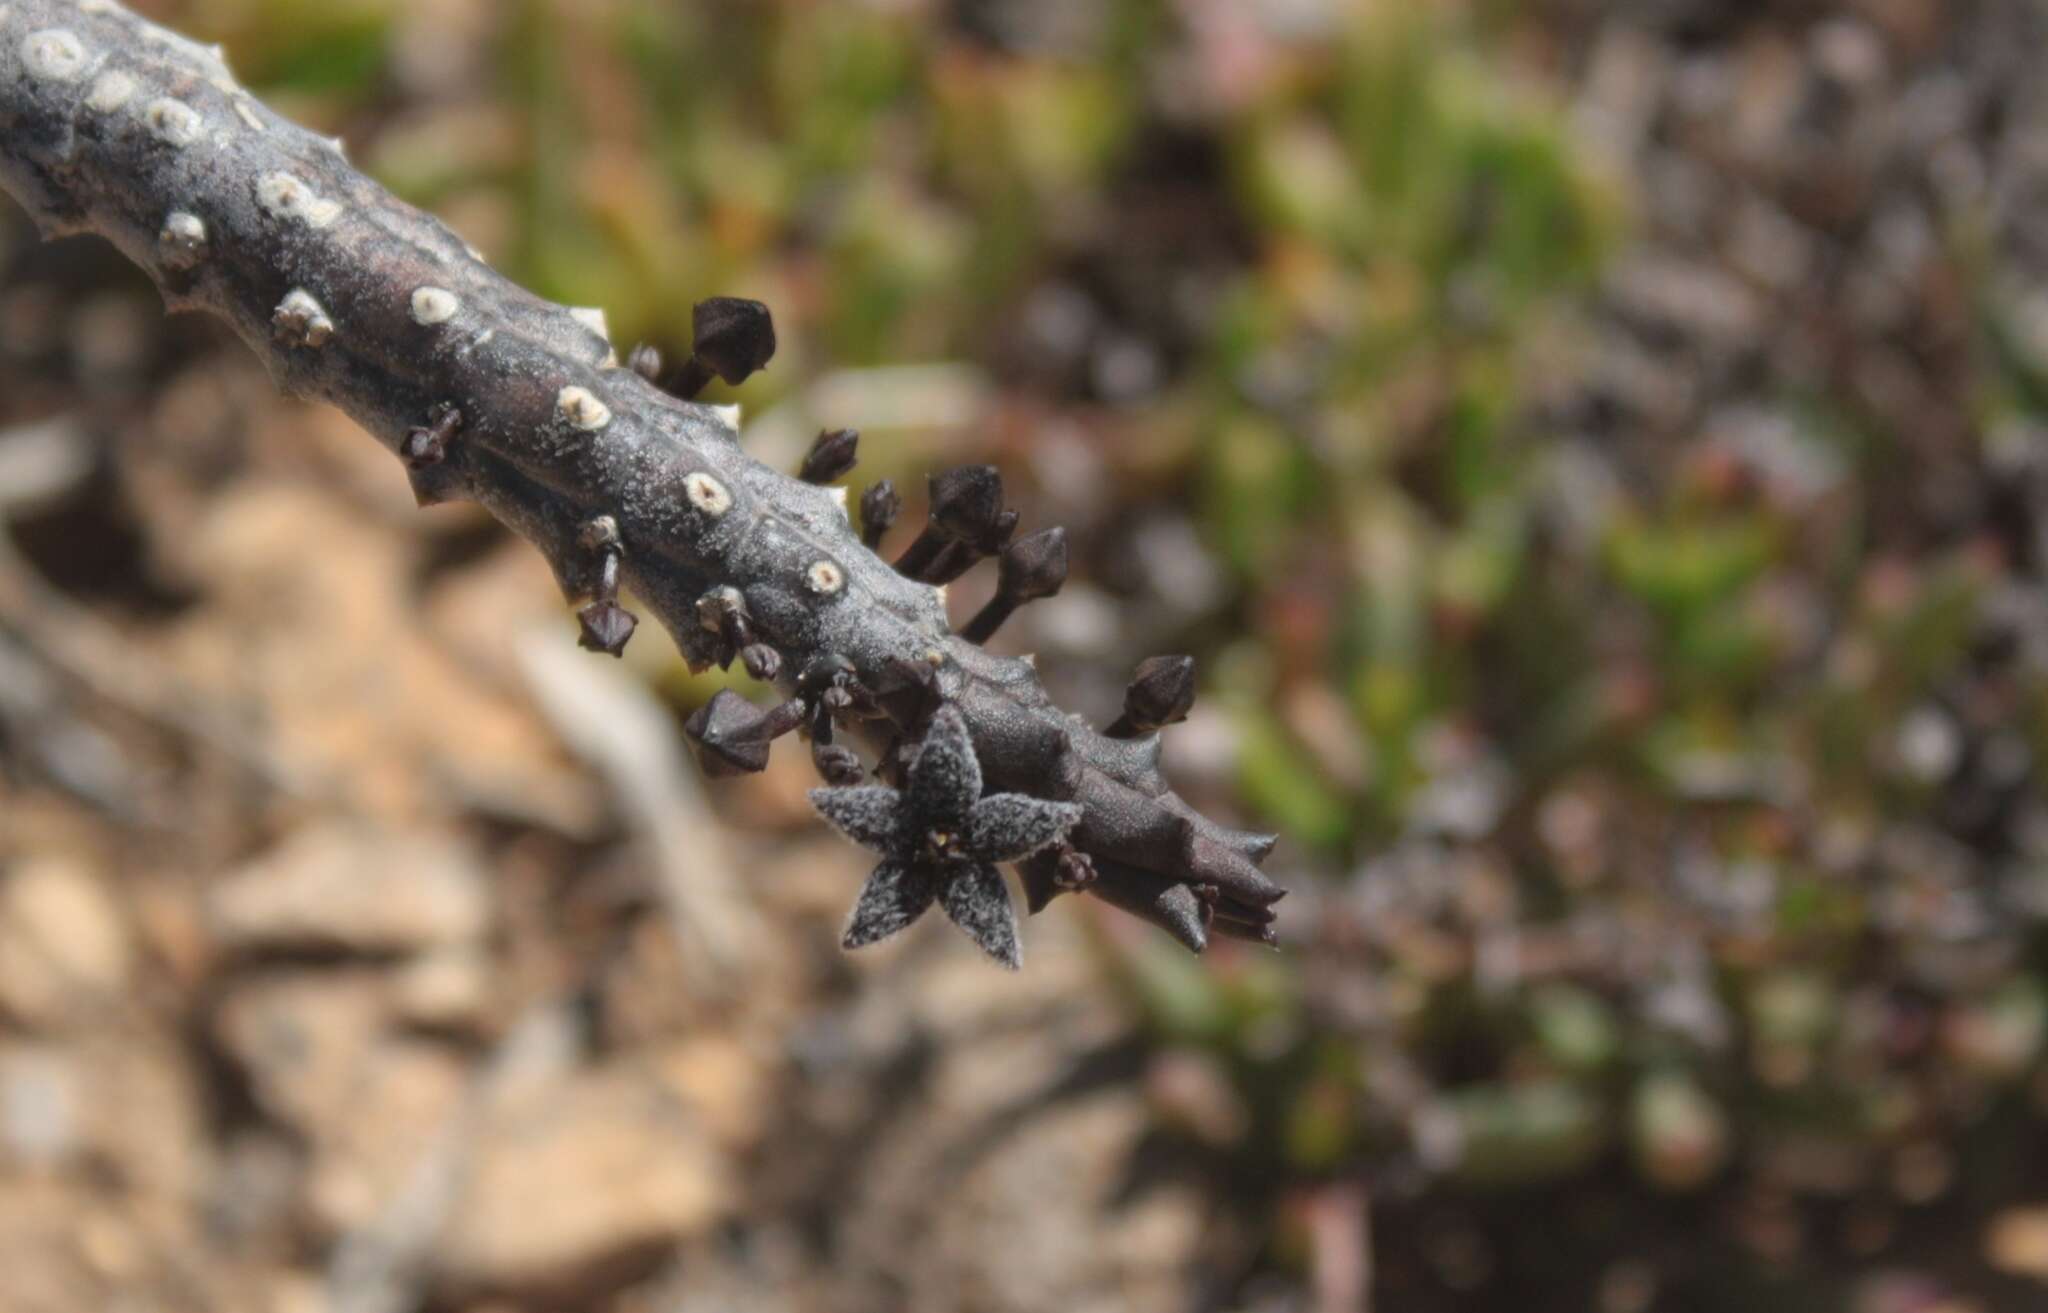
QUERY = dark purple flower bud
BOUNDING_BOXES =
[1001,526,1069,601]
[576,600,638,658]
[1055,846,1096,890]
[929,465,1005,545]
[741,643,783,684]
[861,480,901,550]
[798,653,859,698]
[961,527,1069,644]
[799,428,860,485]
[1107,655,1197,737]
[813,742,866,786]
[691,297,776,386]
[657,298,778,399]
[684,689,804,778]
[894,466,1005,580]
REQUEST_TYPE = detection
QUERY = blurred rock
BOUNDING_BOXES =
[214,971,393,1134]
[844,1081,1207,1313]
[390,946,493,1031]
[0,1046,75,1170]
[0,857,132,1024]
[304,1037,467,1236]
[435,1064,730,1295]
[214,970,469,1236]
[650,1034,772,1150]
[210,824,491,956]
[1986,1207,2048,1284]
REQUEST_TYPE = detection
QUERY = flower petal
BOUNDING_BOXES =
[808,786,907,854]
[906,704,982,828]
[940,863,1021,969]
[965,793,1082,862]
[842,861,938,950]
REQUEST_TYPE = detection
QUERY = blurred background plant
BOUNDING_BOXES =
[5,0,2048,1310]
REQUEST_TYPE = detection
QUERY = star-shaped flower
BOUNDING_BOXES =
[809,704,1082,968]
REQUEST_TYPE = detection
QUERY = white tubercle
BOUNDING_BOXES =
[143,97,203,148]
[84,71,135,113]
[556,386,612,432]
[684,472,733,518]
[410,287,460,326]
[805,560,846,596]
[21,29,87,81]
[158,211,207,270]
[273,290,334,349]
[256,173,343,229]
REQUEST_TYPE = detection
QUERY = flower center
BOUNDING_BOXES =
[922,829,962,864]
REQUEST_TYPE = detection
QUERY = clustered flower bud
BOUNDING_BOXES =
[684,689,806,778]
[647,298,778,399]
[564,310,1278,962]
[895,466,1007,582]
[741,644,783,684]
[575,515,638,658]
[961,526,1069,644]
[663,299,774,397]
[799,428,860,485]
[861,480,901,550]
[1107,655,1197,737]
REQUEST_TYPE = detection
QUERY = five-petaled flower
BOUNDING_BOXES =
[809,704,1082,968]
